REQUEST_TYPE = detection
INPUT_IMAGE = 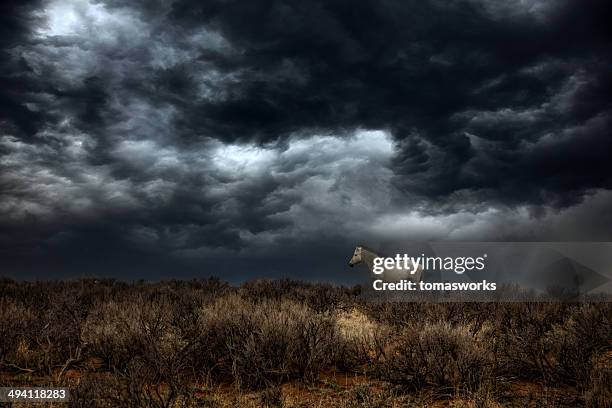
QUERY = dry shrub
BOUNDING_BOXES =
[69,375,115,408]
[450,395,501,408]
[0,299,67,374]
[379,321,493,394]
[545,304,612,385]
[364,302,421,327]
[239,279,357,313]
[0,300,37,366]
[495,303,566,382]
[199,293,339,389]
[584,352,612,408]
[118,357,195,408]
[81,300,148,371]
[335,308,392,369]
[1,279,610,406]
[335,383,403,408]
[260,385,285,407]
[81,298,196,407]
[81,297,193,374]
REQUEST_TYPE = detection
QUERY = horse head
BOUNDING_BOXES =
[348,246,362,267]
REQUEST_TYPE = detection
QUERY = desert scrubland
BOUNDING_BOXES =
[0,278,610,407]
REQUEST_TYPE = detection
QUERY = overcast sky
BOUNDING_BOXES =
[1,0,611,281]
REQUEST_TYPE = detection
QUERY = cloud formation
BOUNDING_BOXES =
[1,0,611,279]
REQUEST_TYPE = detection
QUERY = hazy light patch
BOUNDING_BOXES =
[35,0,149,45]
[0,133,141,221]
[0,136,40,165]
[252,131,395,238]
[36,0,115,38]
[459,107,543,127]
[150,43,193,69]
[114,140,181,171]
[195,70,244,101]
[0,197,53,221]
[19,45,96,85]
[369,206,541,241]
[188,28,232,53]
[3,129,396,234]
[206,129,394,185]
[149,29,231,69]
[211,143,277,177]
[470,0,559,21]
[36,0,83,37]
[370,212,454,240]
[107,101,178,146]
[549,72,590,114]
[282,130,393,163]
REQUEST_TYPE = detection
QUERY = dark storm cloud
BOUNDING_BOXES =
[0,0,48,139]
[1,0,612,279]
[166,0,612,203]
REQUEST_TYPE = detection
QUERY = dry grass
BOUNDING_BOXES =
[0,278,610,407]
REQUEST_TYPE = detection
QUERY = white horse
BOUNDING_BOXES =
[348,245,423,283]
